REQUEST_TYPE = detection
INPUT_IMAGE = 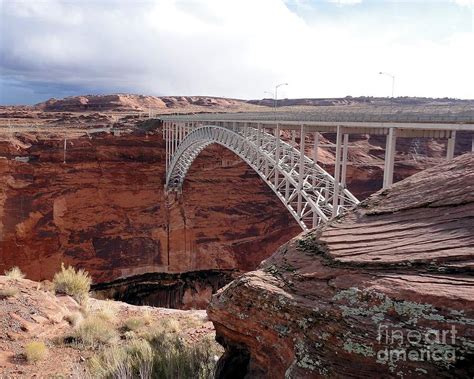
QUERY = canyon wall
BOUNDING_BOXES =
[0,127,301,285]
[0,122,472,309]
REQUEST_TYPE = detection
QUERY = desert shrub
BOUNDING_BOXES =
[4,266,25,280]
[149,333,218,379]
[161,317,181,333]
[124,317,146,332]
[53,263,91,304]
[72,315,117,348]
[0,287,19,298]
[25,341,48,363]
[87,334,219,379]
[64,312,83,327]
[87,339,154,378]
[94,300,117,322]
[88,345,132,378]
[142,309,153,326]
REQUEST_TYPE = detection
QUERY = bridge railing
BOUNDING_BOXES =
[160,103,474,124]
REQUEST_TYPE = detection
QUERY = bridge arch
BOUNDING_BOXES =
[165,124,359,231]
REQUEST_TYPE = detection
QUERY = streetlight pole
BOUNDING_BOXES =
[379,72,395,98]
[275,83,288,111]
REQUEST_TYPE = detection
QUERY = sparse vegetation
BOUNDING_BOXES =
[25,341,48,363]
[58,298,221,378]
[72,315,117,348]
[142,309,153,326]
[4,266,25,280]
[86,333,219,379]
[124,317,147,332]
[64,312,83,327]
[0,287,19,298]
[53,263,91,304]
[94,300,117,322]
[88,339,154,378]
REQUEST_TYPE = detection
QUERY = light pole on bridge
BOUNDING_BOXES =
[379,72,395,98]
[275,82,288,111]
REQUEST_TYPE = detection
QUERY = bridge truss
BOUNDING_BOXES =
[163,122,359,231]
[161,117,472,231]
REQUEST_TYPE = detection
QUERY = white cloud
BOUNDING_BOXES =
[451,0,473,8]
[0,0,473,103]
[327,0,362,5]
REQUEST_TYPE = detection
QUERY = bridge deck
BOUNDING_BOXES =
[161,111,473,138]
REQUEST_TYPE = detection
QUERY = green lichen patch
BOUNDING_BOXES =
[296,233,327,256]
[293,339,328,375]
[343,339,375,357]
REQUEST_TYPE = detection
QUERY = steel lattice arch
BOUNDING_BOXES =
[165,124,359,231]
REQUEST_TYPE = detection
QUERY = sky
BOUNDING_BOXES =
[0,0,473,104]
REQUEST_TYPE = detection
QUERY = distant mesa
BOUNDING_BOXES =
[35,94,251,112]
[33,94,473,112]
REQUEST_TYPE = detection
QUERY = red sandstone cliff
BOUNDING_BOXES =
[0,126,300,285]
[208,153,474,378]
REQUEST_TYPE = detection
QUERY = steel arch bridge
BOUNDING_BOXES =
[164,123,359,231]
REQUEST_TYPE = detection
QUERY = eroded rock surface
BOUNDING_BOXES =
[208,153,474,378]
[0,127,300,283]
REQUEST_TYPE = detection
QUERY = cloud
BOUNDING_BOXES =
[0,0,472,104]
[451,0,473,7]
[327,0,362,5]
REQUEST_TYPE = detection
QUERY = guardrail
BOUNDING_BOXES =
[159,104,474,124]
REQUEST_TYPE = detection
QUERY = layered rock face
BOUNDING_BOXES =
[35,94,263,113]
[0,128,300,286]
[208,153,474,378]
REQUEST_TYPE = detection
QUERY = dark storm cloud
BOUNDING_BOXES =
[0,0,472,104]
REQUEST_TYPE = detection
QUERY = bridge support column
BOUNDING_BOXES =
[332,126,342,217]
[274,124,280,188]
[172,123,176,157]
[256,123,262,169]
[383,127,397,189]
[341,134,349,188]
[340,133,349,207]
[313,132,319,163]
[446,131,456,160]
[176,122,180,143]
[297,125,306,218]
[165,122,168,172]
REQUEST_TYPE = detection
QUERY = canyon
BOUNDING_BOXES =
[0,94,473,377]
[0,95,472,310]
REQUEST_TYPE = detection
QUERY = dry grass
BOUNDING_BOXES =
[53,263,91,304]
[86,333,220,379]
[4,266,25,280]
[142,309,153,326]
[72,315,117,348]
[25,341,48,363]
[0,287,19,298]
[87,339,154,378]
[58,299,221,378]
[64,312,83,327]
[124,317,146,332]
[94,300,117,322]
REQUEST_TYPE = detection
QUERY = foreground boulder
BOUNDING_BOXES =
[208,153,474,378]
